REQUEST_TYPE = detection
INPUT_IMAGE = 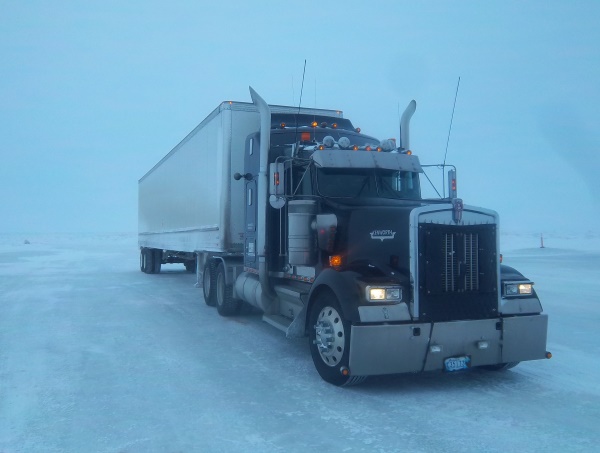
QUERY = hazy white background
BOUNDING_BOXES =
[1,0,598,236]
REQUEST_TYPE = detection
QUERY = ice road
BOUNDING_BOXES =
[0,233,598,453]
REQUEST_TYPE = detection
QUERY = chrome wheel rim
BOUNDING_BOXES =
[314,306,345,366]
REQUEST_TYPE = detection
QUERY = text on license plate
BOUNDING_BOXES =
[444,356,471,372]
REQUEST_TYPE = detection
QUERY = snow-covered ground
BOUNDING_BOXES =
[0,232,598,453]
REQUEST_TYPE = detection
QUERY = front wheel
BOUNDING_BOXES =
[308,291,366,386]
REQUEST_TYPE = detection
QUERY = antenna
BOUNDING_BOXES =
[397,102,401,145]
[297,60,306,114]
[294,60,307,147]
[442,76,461,197]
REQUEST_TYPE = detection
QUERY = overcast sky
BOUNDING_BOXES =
[1,0,598,235]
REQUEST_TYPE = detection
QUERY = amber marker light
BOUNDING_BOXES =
[329,255,342,268]
[365,146,372,151]
[406,150,412,155]
[311,121,318,127]
[352,145,359,151]
[332,123,338,129]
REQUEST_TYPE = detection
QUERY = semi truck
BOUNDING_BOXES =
[138,87,550,386]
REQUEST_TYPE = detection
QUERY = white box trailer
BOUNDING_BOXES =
[138,102,255,254]
[138,101,342,259]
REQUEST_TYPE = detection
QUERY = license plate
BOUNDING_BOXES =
[444,356,471,372]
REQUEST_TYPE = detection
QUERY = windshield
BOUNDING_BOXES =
[316,168,421,200]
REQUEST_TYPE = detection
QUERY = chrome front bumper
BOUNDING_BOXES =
[348,314,548,376]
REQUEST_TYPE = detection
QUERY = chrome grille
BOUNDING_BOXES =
[442,232,479,292]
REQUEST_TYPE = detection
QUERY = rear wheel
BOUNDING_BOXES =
[308,291,366,386]
[151,249,162,274]
[215,262,240,316]
[203,260,216,306]
[140,248,153,274]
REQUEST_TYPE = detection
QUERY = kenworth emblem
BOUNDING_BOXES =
[370,230,396,241]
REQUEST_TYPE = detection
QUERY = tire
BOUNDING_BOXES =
[308,291,367,386]
[184,260,196,272]
[480,362,520,371]
[140,249,145,272]
[202,260,216,306]
[215,262,240,316]
[140,248,153,274]
[151,249,162,274]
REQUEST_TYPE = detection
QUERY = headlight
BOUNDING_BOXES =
[503,281,534,297]
[366,286,402,302]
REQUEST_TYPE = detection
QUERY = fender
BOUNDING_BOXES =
[500,264,527,280]
[306,268,363,327]
[211,256,243,286]
[500,264,539,298]
[499,264,543,314]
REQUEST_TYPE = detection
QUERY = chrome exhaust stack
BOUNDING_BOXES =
[248,87,277,307]
[399,100,416,152]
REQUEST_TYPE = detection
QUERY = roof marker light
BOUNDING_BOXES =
[332,123,338,129]
[352,145,359,151]
[311,121,318,128]
[355,127,361,133]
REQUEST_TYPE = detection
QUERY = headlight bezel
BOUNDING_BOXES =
[365,285,403,303]
[503,280,534,298]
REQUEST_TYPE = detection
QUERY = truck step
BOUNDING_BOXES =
[262,314,292,333]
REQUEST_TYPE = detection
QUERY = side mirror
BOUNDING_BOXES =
[269,162,286,209]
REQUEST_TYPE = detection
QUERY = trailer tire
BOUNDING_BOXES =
[203,261,216,306]
[185,260,196,272]
[140,248,153,274]
[151,249,162,274]
[140,249,145,273]
[308,291,367,386]
[215,262,240,316]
